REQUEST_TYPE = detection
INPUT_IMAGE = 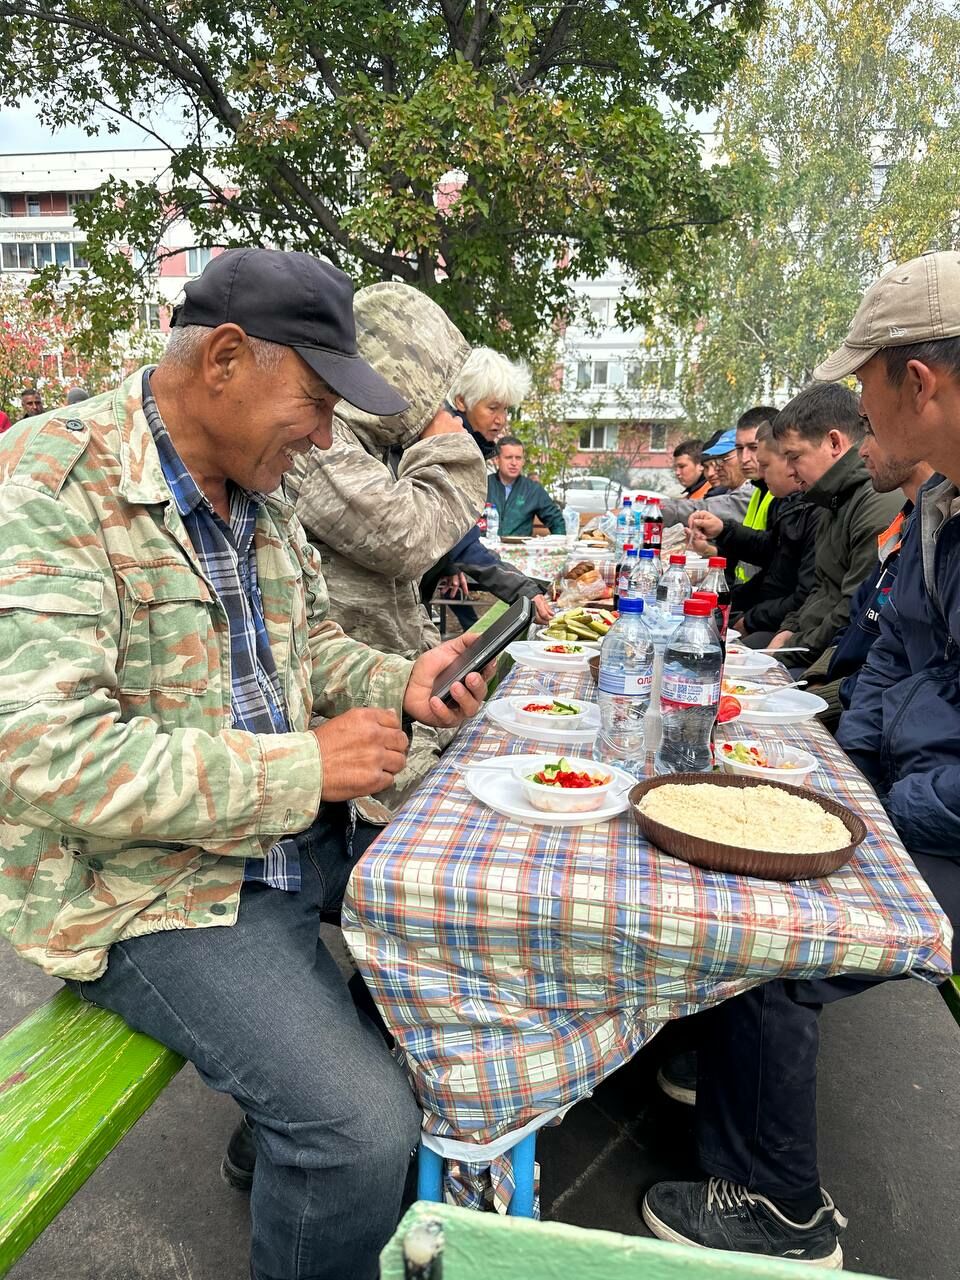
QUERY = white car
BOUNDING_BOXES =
[554,473,623,515]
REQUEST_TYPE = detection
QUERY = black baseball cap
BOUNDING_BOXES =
[171,248,409,416]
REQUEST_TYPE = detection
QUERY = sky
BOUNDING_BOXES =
[0,102,179,153]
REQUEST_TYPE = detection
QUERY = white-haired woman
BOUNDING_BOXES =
[448,347,532,460]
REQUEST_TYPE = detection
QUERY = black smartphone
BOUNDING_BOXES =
[431,596,533,707]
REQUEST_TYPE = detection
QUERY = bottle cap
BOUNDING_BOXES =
[683,599,712,617]
[692,590,719,607]
[622,543,635,552]
[639,549,655,559]
[669,554,687,565]
[707,556,727,569]
[625,546,638,556]
[619,597,644,613]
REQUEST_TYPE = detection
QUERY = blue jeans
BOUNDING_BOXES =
[68,807,421,1280]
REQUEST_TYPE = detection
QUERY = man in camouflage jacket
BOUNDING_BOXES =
[287,282,487,820]
[0,249,488,1280]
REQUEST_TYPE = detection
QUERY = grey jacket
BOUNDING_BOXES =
[659,480,753,530]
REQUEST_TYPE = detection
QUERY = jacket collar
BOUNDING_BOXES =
[803,446,869,511]
[114,366,295,523]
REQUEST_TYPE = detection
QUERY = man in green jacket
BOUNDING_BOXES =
[0,248,489,1280]
[765,382,903,660]
[487,435,565,536]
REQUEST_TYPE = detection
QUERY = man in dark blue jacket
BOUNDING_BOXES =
[642,250,960,1269]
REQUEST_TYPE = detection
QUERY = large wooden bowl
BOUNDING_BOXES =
[628,772,867,881]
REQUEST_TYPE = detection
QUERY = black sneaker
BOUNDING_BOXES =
[656,1049,697,1106]
[642,1177,846,1269]
[220,1115,256,1193]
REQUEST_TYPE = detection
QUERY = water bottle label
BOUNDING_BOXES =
[599,669,652,696]
[669,602,684,616]
[661,673,720,706]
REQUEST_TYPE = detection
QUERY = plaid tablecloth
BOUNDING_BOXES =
[342,662,953,1211]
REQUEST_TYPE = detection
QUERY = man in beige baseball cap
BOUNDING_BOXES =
[642,249,960,1270]
[814,249,960,483]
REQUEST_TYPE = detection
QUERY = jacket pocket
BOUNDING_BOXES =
[115,562,214,693]
[0,563,105,711]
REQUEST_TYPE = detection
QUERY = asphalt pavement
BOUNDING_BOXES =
[2,928,958,1280]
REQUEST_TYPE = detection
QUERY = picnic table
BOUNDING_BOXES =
[342,660,953,1213]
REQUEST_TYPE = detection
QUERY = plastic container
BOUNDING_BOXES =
[597,597,654,772]
[699,557,731,637]
[642,496,664,553]
[562,504,580,546]
[515,755,619,812]
[614,497,633,557]
[720,677,769,709]
[649,553,692,650]
[484,502,500,546]
[717,739,818,784]
[614,545,638,606]
[628,548,661,609]
[655,597,723,776]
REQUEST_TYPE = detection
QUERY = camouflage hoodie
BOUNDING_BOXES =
[0,373,412,980]
[287,283,487,820]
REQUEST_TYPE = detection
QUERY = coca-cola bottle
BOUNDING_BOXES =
[643,497,664,554]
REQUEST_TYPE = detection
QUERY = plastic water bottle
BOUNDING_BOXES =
[691,589,726,663]
[615,496,633,557]
[562,504,580,546]
[598,597,654,771]
[699,556,731,639]
[484,502,500,546]
[655,598,723,775]
[628,548,661,608]
[615,545,639,606]
[632,495,648,545]
[655,554,692,619]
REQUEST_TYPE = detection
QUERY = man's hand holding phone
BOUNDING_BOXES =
[404,633,491,727]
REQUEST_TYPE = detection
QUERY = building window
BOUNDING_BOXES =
[578,423,619,451]
[66,192,95,210]
[0,240,89,271]
[649,423,669,451]
[186,246,214,275]
[587,297,608,326]
[140,302,162,330]
[0,194,12,216]
[26,195,41,218]
[627,355,678,391]
[592,360,608,386]
[576,361,591,390]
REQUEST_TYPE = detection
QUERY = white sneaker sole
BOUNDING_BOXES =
[641,1196,844,1269]
[656,1065,696,1107]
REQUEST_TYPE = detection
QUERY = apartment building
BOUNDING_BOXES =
[560,268,687,487]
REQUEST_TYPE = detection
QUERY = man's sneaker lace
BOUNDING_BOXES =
[642,1176,847,1269]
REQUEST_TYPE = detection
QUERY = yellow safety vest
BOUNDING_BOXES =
[734,487,774,583]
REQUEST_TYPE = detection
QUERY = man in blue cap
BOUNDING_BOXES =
[659,406,777,530]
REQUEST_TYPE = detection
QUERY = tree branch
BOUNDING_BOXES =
[304,37,373,152]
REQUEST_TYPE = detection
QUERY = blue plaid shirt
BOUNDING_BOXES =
[142,370,301,890]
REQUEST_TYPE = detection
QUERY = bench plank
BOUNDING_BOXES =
[382,1202,886,1278]
[0,987,183,1275]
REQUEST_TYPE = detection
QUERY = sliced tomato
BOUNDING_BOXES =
[717,695,742,723]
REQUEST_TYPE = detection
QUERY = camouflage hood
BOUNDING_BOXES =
[338,282,471,452]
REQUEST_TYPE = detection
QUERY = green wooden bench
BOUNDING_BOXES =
[382,1202,888,1279]
[0,987,183,1275]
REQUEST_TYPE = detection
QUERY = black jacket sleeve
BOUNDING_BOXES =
[740,502,821,634]
[715,518,777,569]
